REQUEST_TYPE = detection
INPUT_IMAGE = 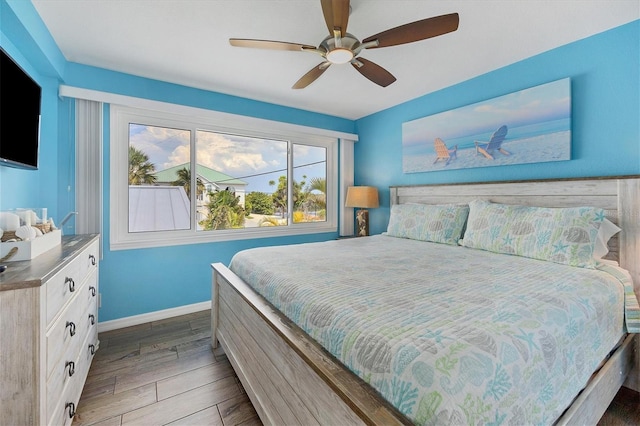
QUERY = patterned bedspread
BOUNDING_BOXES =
[229,235,630,425]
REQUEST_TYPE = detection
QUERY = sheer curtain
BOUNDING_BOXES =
[75,99,103,249]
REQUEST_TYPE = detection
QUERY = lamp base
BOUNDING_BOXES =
[356,209,369,237]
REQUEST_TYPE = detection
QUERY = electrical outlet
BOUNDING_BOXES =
[98,293,102,308]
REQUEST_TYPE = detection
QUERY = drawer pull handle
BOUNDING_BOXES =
[89,254,96,266]
[66,277,75,292]
[65,321,76,337]
[66,402,76,418]
[89,314,95,325]
[66,361,75,377]
[89,344,96,355]
[89,286,96,297]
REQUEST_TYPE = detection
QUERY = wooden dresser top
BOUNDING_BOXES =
[0,234,99,292]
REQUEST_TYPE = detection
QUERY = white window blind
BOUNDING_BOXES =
[75,99,103,244]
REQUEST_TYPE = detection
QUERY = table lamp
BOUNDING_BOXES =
[345,186,379,236]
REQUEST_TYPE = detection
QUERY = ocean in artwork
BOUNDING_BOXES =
[402,78,571,173]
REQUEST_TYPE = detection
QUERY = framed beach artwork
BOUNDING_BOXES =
[402,78,571,173]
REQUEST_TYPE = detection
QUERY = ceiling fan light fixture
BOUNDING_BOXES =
[326,48,354,64]
[229,1,460,88]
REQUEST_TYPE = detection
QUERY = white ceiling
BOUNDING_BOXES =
[32,0,639,120]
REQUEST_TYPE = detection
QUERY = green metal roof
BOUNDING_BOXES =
[153,163,246,186]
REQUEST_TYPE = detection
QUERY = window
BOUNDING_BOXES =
[128,124,191,233]
[111,105,338,249]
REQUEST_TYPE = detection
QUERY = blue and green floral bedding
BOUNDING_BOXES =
[229,235,632,425]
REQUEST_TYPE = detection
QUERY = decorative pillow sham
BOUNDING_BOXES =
[385,203,469,245]
[461,199,605,268]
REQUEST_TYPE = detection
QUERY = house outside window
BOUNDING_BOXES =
[111,105,338,250]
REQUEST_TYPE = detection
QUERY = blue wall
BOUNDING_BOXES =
[0,0,66,217]
[2,0,638,322]
[1,0,354,322]
[355,20,640,235]
[69,67,353,322]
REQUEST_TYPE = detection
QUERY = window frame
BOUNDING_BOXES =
[111,104,338,250]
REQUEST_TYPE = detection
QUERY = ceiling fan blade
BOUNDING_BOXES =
[229,38,316,51]
[351,57,396,87]
[362,13,459,48]
[292,63,331,89]
[320,0,350,37]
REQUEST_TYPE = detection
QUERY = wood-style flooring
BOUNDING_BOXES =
[74,310,260,426]
[598,386,640,426]
[75,309,639,426]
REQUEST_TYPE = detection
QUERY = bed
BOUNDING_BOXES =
[211,176,640,425]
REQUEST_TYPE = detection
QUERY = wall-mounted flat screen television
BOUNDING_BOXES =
[0,48,42,170]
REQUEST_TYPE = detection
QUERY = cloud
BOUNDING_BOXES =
[130,124,190,170]
[195,131,286,176]
[131,126,323,183]
[165,144,190,169]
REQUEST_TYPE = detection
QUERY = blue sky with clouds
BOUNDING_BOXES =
[402,78,571,149]
[130,125,325,194]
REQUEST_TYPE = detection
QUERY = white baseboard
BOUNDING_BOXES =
[97,301,211,333]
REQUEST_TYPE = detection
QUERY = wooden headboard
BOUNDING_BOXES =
[390,176,639,300]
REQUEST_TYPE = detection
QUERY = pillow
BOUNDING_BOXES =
[461,200,605,268]
[386,203,469,245]
[593,218,621,259]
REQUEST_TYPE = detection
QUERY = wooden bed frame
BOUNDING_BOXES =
[211,176,639,425]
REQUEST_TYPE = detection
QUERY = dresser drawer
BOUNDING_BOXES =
[46,240,99,327]
[46,258,82,325]
[83,269,99,316]
[78,240,99,287]
[46,272,95,379]
[48,395,76,426]
[47,312,99,425]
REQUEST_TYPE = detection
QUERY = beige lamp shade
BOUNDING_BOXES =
[345,186,379,209]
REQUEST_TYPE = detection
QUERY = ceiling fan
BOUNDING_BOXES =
[229,0,459,89]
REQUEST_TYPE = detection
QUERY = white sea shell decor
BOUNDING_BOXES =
[0,212,20,231]
[34,227,44,237]
[0,228,3,239]
[15,225,37,241]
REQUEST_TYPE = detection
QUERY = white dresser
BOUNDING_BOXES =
[0,234,100,425]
